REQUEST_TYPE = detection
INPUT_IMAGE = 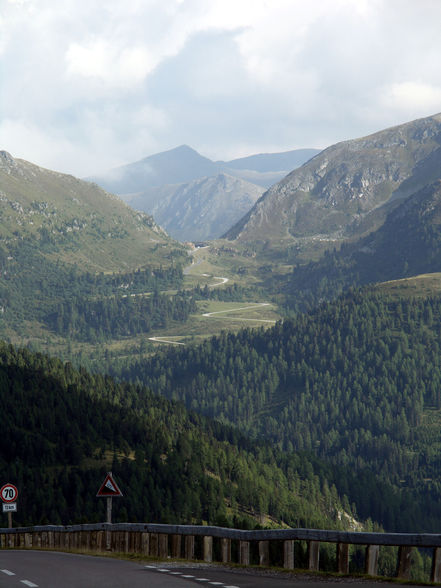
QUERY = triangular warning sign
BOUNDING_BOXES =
[96,472,123,497]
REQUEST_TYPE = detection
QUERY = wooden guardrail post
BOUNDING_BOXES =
[171,534,181,558]
[158,534,168,558]
[397,546,413,579]
[308,540,320,571]
[221,537,231,563]
[184,535,195,560]
[283,539,295,569]
[141,531,149,555]
[365,544,379,576]
[203,536,213,562]
[259,540,269,566]
[337,543,350,574]
[431,547,441,583]
[239,540,250,565]
[149,533,159,557]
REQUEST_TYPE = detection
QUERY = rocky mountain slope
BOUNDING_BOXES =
[224,113,441,250]
[0,150,181,271]
[122,173,264,241]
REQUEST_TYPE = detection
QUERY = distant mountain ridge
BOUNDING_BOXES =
[87,145,319,241]
[88,145,320,192]
[224,113,441,247]
[122,172,264,241]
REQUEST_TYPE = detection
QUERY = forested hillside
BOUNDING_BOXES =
[0,341,357,531]
[0,151,191,347]
[108,284,441,532]
[0,239,193,344]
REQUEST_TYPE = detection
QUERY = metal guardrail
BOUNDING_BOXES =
[1,523,441,582]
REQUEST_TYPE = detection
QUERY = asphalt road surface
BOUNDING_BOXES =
[0,551,414,587]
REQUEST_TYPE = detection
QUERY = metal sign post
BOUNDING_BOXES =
[96,473,123,550]
[1,484,18,529]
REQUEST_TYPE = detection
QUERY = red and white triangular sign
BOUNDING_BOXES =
[96,472,123,497]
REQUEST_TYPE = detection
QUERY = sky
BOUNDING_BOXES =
[1,0,441,177]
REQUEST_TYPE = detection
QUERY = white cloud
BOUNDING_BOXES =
[2,0,441,175]
[380,82,441,115]
[66,41,155,88]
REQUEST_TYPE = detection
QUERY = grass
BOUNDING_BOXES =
[376,273,441,298]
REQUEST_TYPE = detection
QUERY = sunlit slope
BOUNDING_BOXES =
[0,150,183,271]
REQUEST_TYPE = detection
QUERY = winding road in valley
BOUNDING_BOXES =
[149,254,276,346]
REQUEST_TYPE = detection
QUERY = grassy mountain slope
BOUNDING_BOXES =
[224,113,441,254]
[108,282,441,533]
[0,341,356,531]
[0,150,180,271]
[0,151,190,348]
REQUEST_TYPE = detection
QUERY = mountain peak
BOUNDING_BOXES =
[0,151,16,167]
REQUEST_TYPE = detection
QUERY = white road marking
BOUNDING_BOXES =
[202,303,271,317]
[1,569,15,576]
[209,277,229,287]
[181,574,195,578]
[209,583,224,586]
[169,571,182,575]
[157,568,170,572]
[144,565,157,568]
[195,579,211,582]
[148,337,186,345]
[21,581,38,587]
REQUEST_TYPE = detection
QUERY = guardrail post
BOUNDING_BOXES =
[337,543,349,574]
[284,540,295,569]
[221,537,231,563]
[171,534,181,558]
[203,536,213,562]
[159,534,168,558]
[149,533,159,557]
[365,544,379,576]
[397,546,413,579]
[239,540,250,565]
[259,540,269,566]
[431,547,441,583]
[308,540,320,571]
[185,535,195,560]
[141,532,150,555]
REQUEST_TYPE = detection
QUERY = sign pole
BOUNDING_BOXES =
[8,511,12,529]
[107,496,112,524]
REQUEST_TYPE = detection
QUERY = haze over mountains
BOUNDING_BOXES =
[88,145,319,241]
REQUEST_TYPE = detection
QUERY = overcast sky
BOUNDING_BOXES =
[1,0,441,177]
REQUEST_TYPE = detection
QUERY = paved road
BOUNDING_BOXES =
[0,551,410,588]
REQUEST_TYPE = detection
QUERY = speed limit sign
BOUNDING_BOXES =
[0,484,18,503]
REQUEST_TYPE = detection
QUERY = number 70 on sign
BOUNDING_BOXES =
[0,484,18,503]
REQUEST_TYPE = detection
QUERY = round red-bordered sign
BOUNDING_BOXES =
[0,483,18,503]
